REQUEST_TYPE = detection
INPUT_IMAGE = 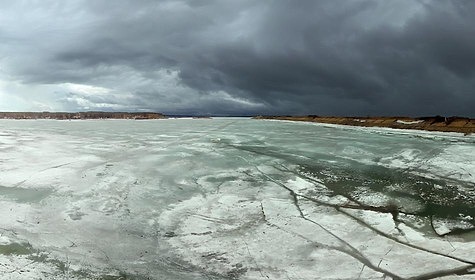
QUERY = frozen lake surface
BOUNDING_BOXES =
[0,118,474,279]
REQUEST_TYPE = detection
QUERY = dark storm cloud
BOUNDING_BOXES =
[1,0,475,116]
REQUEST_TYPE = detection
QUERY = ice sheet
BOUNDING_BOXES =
[0,119,474,279]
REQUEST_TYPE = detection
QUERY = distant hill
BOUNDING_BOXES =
[0,111,166,120]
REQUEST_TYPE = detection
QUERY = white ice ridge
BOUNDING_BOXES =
[396,119,425,124]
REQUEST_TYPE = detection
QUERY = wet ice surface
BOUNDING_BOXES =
[0,119,474,280]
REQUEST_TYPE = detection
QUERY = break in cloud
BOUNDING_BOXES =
[1,0,474,116]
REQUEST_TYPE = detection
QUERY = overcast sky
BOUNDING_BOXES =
[1,0,474,116]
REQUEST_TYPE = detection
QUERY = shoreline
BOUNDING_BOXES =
[0,111,166,120]
[254,115,475,135]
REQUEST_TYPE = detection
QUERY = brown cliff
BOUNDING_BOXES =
[254,115,475,135]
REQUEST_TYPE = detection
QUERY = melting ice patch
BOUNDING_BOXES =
[379,145,475,183]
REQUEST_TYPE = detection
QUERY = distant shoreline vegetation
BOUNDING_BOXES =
[0,111,166,120]
[254,115,475,135]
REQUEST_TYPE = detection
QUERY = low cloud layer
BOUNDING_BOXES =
[1,0,474,116]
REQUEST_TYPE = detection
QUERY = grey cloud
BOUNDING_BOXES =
[1,0,475,116]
